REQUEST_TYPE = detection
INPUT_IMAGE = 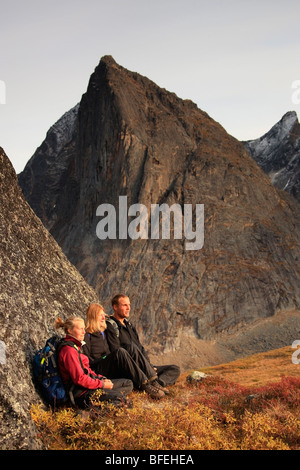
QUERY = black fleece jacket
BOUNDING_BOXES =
[82,331,110,366]
[105,317,151,362]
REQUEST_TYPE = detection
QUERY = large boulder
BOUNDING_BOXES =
[0,147,98,449]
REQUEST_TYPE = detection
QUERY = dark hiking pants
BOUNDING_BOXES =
[155,364,181,386]
[121,342,181,387]
[93,346,154,389]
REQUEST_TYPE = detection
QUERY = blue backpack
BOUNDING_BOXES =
[32,335,80,408]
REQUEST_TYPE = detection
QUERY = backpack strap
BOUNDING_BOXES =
[106,317,120,337]
[58,340,89,373]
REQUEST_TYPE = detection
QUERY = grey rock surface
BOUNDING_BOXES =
[244,111,300,203]
[0,147,98,449]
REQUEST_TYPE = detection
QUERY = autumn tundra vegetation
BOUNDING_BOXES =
[31,346,300,450]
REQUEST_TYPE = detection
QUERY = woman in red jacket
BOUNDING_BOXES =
[55,316,133,409]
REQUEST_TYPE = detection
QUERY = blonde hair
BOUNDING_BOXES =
[55,316,84,334]
[85,303,106,334]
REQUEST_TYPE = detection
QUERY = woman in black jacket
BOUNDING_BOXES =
[82,303,166,399]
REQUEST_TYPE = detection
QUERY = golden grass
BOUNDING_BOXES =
[199,345,300,386]
[31,345,300,450]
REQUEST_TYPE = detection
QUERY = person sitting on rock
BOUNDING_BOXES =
[82,303,166,399]
[55,316,133,409]
[105,294,180,390]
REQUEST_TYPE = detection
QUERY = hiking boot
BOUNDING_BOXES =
[151,380,170,395]
[142,382,165,399]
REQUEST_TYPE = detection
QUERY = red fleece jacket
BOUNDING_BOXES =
[58,335,105,390]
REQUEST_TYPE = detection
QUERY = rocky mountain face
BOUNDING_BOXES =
[0,147,98,449]
[18,56,300,366]
[243,111,300,203]
[18,103,79,227]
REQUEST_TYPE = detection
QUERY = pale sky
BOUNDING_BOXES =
[1,0,300,174]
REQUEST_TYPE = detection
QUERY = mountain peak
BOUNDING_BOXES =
[244,111,300,202]
[272,111,299,140]
[100,54,117,65]
[281,110,298,126]
[18,59,300,359]
[245,111,299,151]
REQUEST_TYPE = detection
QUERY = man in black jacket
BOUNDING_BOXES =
[105,294,180,390]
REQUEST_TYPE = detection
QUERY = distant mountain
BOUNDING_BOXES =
[18,103,79,228]
[243,111,300,203]
[18,56,300,362]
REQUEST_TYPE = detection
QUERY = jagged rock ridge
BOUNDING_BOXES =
[18,56,300,359]
[18,103,79,228]
[244,111,300,203]
[0,147,98,449]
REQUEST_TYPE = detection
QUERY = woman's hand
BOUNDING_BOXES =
[102,379,114,389]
